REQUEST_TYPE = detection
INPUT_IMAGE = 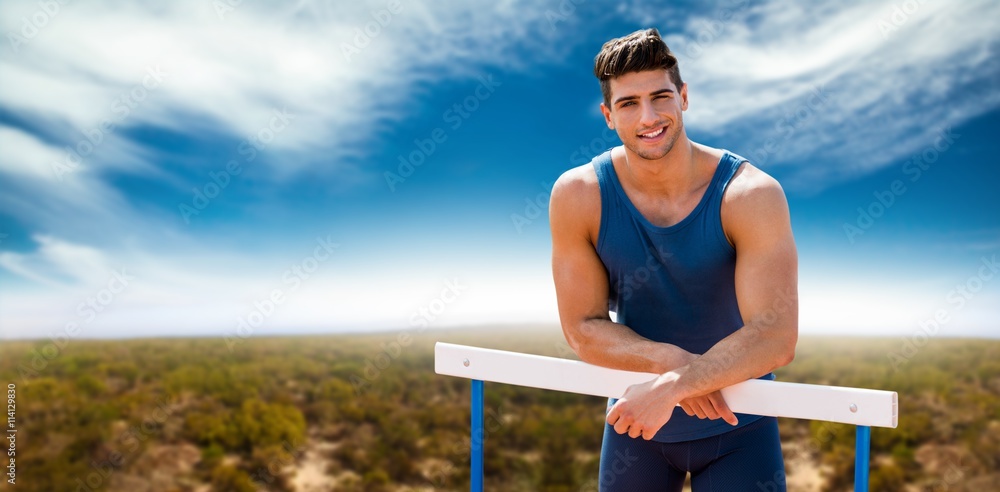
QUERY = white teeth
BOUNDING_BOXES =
[640,127,664,138]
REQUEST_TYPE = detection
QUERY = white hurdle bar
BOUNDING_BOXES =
[434,342,898,491]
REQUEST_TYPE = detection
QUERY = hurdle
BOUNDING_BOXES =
[435,342,898,491]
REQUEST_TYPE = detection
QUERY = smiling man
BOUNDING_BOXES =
[549,28,798,490]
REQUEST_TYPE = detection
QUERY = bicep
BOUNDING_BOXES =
[549,179,611,343]
[729,182,799,335]
[552,232,611,327]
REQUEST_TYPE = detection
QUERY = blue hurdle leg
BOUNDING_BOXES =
[854,425,870,492]
[471,379,484,492]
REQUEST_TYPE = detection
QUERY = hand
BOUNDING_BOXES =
[605,370,684,440]
[679,390,739,426]
[659,348,738,426]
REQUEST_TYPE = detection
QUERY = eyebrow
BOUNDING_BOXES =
[613,88,675,106]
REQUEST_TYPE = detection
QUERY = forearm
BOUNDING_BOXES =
[672,321,796,400]
[565,318,695,374]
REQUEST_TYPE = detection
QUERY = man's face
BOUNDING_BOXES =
[601,70,688,160]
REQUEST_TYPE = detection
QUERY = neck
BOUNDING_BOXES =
[621,136,701,198]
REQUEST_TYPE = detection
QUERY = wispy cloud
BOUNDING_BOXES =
[0,0,574,236]
[622,0,1000,190]
[1,0,997,339]
[0,0,578,337]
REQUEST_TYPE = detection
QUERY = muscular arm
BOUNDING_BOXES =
[671,168,798,399]
[549,168,694,375]
[606,165,799,439]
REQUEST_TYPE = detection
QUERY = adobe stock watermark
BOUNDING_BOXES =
[350,278,468,395]
[757,287,797,328]
[744,83,834,168]
[580,444,640,492]
[248,440,304,489]
[18,269,134,383]
[673,0,751,59]
[510,127,620,233]
[888,253,997,370]
[753,420,847,492]
[211,0,244,20]
[924,457,968,491]
[618,246,674,301]
[426,404,505,489]
[843,127,959,244]
[758,454,969,491]
[224,235,339,351]
[544,0,586,31]
[6,0,70,52]
[877,0,928,40]
[571,127,620,167]
[73,395,177,491]
[50,65,168,180]
[340,0,403,61]
[179,107,295,223]
[384,73,502,191]
[6,384,15,486]
[754,469,788,492]
[510,180,555,234]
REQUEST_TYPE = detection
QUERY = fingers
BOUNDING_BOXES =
[612,416,627,434]
[694,398,715,419]
[681,397,710,419]
[608,403,631,435]
[680,400,695,417]
[607,401,645,437]
[708,391,739,426]
[606,399,620,424]
[628,426,642,439]
[680,393,736,424]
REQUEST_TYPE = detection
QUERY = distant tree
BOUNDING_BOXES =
[211,464,257,492]
[233,398,306,452]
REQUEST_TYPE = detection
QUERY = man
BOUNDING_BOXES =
[549,28,798,490]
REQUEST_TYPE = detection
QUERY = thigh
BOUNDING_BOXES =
[595,423,686,492]
[690,417,786,492]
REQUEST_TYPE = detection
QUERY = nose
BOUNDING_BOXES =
[638,99,659,128]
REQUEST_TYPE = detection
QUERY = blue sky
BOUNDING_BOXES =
[1,0,998,340]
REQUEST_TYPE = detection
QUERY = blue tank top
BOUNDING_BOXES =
[593,148,775,443]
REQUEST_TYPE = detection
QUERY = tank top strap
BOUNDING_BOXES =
[591,148,616,204]
[716,151,747,197]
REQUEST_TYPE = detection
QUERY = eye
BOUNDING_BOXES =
[621,101,635,107]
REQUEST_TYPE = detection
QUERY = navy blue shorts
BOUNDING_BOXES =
[596,416,786,491]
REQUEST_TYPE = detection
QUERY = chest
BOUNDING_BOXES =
[622,184,710,228]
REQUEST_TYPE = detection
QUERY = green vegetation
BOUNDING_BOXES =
[0,328,998,491]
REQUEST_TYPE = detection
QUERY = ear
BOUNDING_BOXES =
[680,83,689,112]
[600,103,614,129]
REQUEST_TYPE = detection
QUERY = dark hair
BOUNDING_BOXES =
[593,28,684,108]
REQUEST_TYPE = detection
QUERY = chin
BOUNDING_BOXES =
[629,137,677,161]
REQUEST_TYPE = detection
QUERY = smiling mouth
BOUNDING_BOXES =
[637,125,666,141]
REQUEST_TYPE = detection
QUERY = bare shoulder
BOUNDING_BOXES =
[725,160,786,206]
[550,162,602,243]
[552,163,600,202]
[721,160,792,247]
[722,161,788,214]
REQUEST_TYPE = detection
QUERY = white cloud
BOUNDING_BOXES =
[2,0,998,339]
[0,0,573,175]
[0,237,560,339]
[0,0,577,265]
[620,0,1000,190]
[0,126,64,180]
[0,0,578,340]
